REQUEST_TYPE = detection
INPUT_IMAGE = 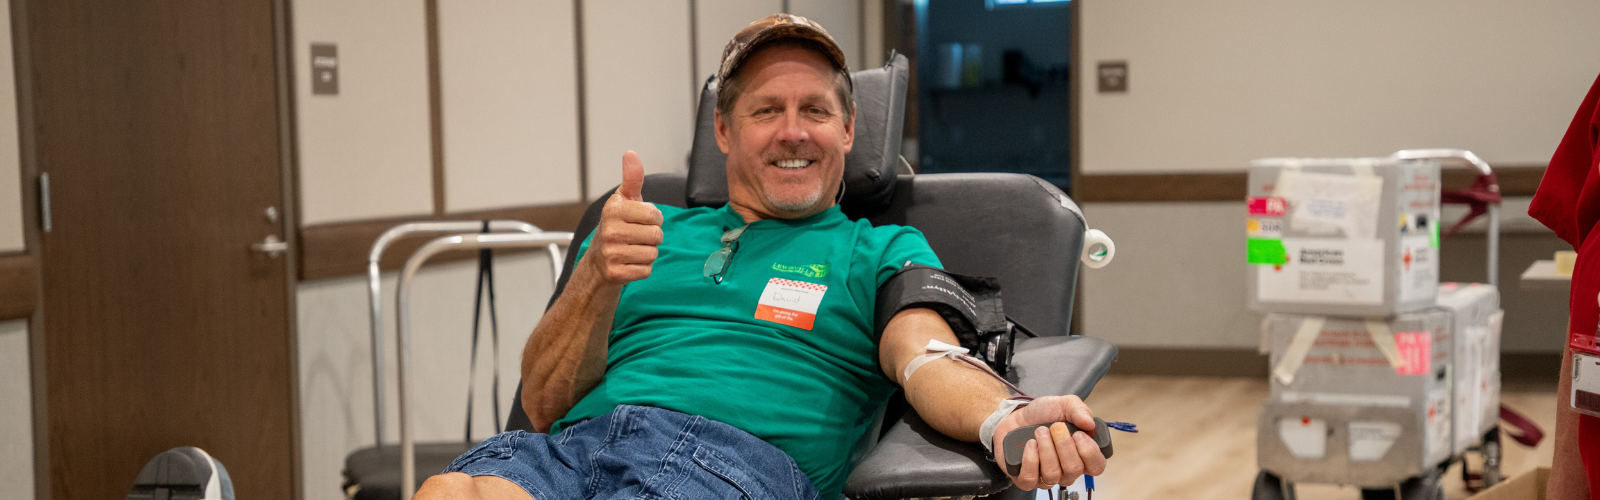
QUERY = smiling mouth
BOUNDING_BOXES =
[772,159,813,169]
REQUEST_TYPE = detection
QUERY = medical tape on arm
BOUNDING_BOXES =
[903,339,970,381]
[980,397,1030,453]
[905,339,1036,452]
[906,339,1032,396]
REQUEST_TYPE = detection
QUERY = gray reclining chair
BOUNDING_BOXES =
[504,53,1118,500]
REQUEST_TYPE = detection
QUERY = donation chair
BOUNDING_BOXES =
[505,54,1120,500]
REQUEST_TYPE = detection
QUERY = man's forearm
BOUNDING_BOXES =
[881,308,1011,442]
[519,261,620,432]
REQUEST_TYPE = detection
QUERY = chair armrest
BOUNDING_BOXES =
[842,336,1118,500]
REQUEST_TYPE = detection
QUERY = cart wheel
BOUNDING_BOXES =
[1481,428,1503,488]
[1251,470,1295,500]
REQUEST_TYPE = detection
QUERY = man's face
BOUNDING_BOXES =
[715,44,854,220]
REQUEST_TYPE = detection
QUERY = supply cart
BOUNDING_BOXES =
[1250,149,1505,500]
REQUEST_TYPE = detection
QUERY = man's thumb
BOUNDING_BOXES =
[619,151,645,201]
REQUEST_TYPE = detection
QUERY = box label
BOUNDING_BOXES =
[1397,235,1438,303]
[1247,218,1284,238]
[1257,238,1384,305]
[1395,331,1432,376]
[1281,171,1383,240]
[1248,196,1287,217]
[1247,238,1288,265]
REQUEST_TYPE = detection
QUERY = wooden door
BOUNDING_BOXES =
[29,1,295,499]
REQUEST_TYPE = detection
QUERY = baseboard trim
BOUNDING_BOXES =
[1108,348,1269,377]
[1108,347,1564,383]
[1075,164,1546,203]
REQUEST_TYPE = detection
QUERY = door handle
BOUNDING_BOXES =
[252,235,288,258]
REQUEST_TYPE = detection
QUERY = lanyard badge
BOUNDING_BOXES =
[1573,351,1600,418]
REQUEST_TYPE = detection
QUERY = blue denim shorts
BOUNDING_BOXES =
[443,405,820,500]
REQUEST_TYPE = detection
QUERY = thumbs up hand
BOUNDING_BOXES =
[584,151,665,285]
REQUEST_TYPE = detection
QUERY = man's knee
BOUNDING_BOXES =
[415,473,478,499]
[415,472,534,500]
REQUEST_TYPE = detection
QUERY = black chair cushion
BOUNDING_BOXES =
[868,173,1086,337]
[686,54,909,217]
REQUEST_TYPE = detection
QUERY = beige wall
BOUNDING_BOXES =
[1079,0,1600,174]
[790,0,861,70]
[294,0,434,225]
[0,0,31,494]
[0,320,31,500]
[582,0,696,197]
[1075,0,1589,354]
[1081,199,1571,353]
[696,0,783,84]
[439,0,583,212]
[0,0,22,254]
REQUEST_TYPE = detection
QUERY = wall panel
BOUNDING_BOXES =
[1081,202,1259,349]
[294,0,434,224]
[694,0,782,85]
[0,321,31,500]
[582,0,695,198]
[439,1,582,212]
[1079,0,1600,174]
[789,0,861,70]
[0,0,22,253]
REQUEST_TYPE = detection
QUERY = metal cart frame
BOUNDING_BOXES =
[358,221,573,500]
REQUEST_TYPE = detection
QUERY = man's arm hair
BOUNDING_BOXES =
[878,307,1011,441]
[518,252,621,432]
[521,150,662,432]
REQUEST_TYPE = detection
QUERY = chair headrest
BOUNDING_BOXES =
[686,53,910,216]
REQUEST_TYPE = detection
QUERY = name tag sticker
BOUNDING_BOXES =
[756,278,827,330]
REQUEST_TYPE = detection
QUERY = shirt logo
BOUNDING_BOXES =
[772,262,829,278]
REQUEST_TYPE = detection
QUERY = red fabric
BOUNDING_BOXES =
[1529,71,1600,498]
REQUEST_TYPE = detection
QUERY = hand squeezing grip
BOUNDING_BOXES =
[1003,417,1113,477]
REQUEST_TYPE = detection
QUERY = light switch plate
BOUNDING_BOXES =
[311,43,338,95]
[1097,60,1127,93]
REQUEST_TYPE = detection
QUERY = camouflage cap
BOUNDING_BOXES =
[717,13,850,90]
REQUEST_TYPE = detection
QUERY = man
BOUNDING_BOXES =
[418,14,1105,500]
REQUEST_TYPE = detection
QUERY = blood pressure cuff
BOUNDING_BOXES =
[875,263,1027,375]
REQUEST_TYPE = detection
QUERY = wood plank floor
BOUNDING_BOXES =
[1084,376,1558,499]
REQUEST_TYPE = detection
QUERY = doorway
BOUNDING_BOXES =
[908,0,1073,190]
[28,0,296,498]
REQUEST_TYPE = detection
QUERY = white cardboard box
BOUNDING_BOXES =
[1436,282,1503,456]
[1247,158,1441,317]
[1266,310,1455,468]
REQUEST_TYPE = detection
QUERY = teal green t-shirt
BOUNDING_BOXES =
[550,203,941,498]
